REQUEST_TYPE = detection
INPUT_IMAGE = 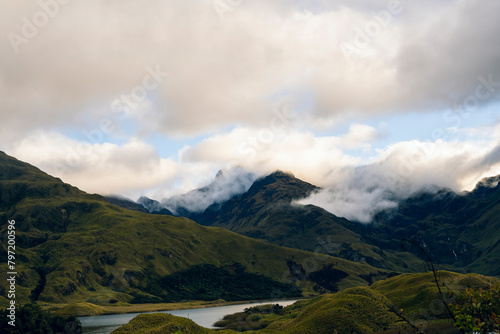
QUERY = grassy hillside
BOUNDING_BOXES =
[113,271,500,334]
[0,152,389,307]
[371,271,499,318]
[112,313,227,334]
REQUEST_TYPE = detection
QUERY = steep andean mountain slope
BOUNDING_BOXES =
[362,174,500,276]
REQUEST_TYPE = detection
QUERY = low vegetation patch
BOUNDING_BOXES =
[213,304,284,331]
[132,263,302,303]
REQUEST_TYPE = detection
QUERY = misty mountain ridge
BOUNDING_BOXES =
[137,196,174,215]
[139,167,257,216]
[128,166,488,226]
[112,168,500,276]
[470,174,500,198]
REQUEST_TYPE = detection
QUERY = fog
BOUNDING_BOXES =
[160,167,257,215]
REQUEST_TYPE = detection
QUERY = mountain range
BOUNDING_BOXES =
[113,169,500,277]
[0,152,391,307]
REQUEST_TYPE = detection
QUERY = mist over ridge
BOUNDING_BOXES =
[137,151,500,224]
[142,167,257,215]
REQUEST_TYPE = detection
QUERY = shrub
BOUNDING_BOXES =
[0,303,82,333]
[452,284,500,333]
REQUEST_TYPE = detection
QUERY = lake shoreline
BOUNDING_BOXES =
[42,298,304,317]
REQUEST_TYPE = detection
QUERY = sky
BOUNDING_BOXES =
[1,0,500,222]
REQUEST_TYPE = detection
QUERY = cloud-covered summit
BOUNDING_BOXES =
[157,167,257,215]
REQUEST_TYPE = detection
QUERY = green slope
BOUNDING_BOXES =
[0,152,389,307]
[112,313,224,334]
[113,271,500,334]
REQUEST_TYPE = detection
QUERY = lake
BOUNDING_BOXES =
[79,299,298,334]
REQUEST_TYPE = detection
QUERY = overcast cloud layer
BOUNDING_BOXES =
[2,0,500,222]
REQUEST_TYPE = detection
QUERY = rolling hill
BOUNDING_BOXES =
[113,270,500,334]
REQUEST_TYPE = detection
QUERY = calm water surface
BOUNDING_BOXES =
[79,299,298,334]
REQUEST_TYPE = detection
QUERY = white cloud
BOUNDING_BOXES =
[339,123,380,149]
[299,134,500,223]
[1,0,500,141]
[6,131,177,195]
[178,126,364,187]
